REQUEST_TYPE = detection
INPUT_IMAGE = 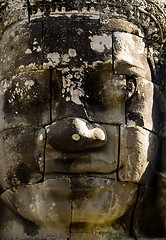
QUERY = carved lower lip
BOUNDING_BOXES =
[40,174,116,192]
[45,157,117,174]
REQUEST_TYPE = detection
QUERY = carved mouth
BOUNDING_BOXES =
[44,156,117,174]
[42,174,116,192]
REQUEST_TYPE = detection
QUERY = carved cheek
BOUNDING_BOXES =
[0,71,50,130]
[0,127,44,192]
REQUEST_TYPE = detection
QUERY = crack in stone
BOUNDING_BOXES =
[116,125,121,181]
[43,126,47,181]
[142,126,160,136]
[49,69,53,124]
[112,32,115,76]
[130,184,140,239]
[68,176,73,240]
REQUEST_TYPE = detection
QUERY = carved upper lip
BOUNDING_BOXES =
[45,154,117,174]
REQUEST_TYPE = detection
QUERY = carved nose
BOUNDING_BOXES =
[40,118,107,152]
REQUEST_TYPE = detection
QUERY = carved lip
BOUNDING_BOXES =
[45,156,117,174]
[42,174,116,192]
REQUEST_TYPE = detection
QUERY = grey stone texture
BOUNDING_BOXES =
[0,22,43,81]
[0,0,166,239]
[0,127,44,192]
[43,124,119,174]
[119,126,159,184]
[0,70,50,129]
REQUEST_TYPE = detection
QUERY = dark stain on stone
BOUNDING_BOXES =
[22,218,39,236]
[127,112,144,127]
[7,163,31,188]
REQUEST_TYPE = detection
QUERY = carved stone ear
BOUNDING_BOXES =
[126,77,136,99]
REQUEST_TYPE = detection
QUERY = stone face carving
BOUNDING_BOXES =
[0,0,165,239]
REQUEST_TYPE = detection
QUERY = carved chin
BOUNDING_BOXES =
[0,177,138,230]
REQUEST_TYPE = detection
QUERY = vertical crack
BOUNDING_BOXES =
[112,32,115,74]
[49,69,53,124]
[67,177,73,240]
[26,0,31,23]
[125,77,128,126]
[130,184,140,239]
[116,125,121,181]
[41,126,47,182]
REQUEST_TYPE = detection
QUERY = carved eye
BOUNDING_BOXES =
[126,77,136,99]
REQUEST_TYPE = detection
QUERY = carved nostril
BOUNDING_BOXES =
[72,134,81,141]
[39,117,107,152]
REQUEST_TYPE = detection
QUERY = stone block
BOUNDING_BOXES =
[43,19,112,68]
[52,70,126,125]
[119,126,159,184]
[71,181,138,229]
[44,124,119,174]
[133,184,166,238]
[70,174,116,192]
[0,127,44,191]
[113,32,151,81]
[126,78,154,130]
[45,117,107,152]
[0,176,71,239]
[126,78,166,135]
[0,22,43,81]
[0,70,51,130]
[101,18,144,38]
[85,73,126,125]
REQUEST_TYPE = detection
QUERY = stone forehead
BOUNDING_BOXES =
[0,0,165,67]
[0,0,165,46]
[29,0,166,41]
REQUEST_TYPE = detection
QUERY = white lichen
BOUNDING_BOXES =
[68,48,77,57]
[89,34,112,53]
[61,69,85,105]
[24,80,34,87]
[25,49,32,54]
[47,52,60,65]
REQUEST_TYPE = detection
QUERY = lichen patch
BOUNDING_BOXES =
[25,49,32,54]
[89,34,112,53]
[68,49,77,57]
[47,52,60,65]
[61,69,85,105]
[24,80,34,87]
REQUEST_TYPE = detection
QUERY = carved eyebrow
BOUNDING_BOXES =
[114,58,146,70]
[112,50,150,79]
[113,61,151,80]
